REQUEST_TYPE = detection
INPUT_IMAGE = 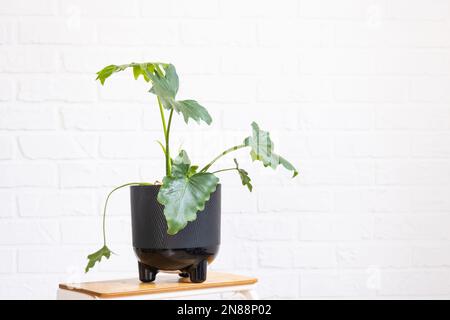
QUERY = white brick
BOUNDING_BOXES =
[98,21,177,45]
[335,21,450,48]
[300,270,376,297]
[60,218,131,244]
[0,78,13,101]
[63,105,142,131]
[0,21,14,44]
[62,48,141,73]
[181,20,256,47]
[19,134,97,159]
[0,220,59,244]
[19,18,96,44]
[212,243,257,270]
[387,0,450,20]
[0,164,57,187]
[0,275,61,299]
[334,133,410,158]
[0,249,15,273]
[379,270,450,296]
[0,48,58,73]
[222,103,298,132]
[0,0,57,15]
[100,133,162,159]
[299,160,375,186]
[18,191,95,217]
[0,191,15,218]
[222,187,257,213]
[376,160,450,185]
[259,187,332,213]
[18,76,97,102]
[299,104,374,130]
[61,0,138,17]
[222,0,298,17]
[412,134,450,157]
[278,132,332,158]
[374,50,450,75]
[300,215,373,241]
[258,76,333,102]
[334,188,376,214]
[374,214,450,240]
[374,187,450,213]
[258,20,334,47]
[141,0,219,17]
[376,105,450,130]
[180,75,256,103]
[222,49,298,75]
[255,271,299,299]
[334,77,408,102]
[0,105,57,130]
[337,245,411,268]
[0,136,13,159]
[258,245,293,268]
[299,49,374,75]
[17,248,86,273]
[234,216,297,241]
[410,77,450,102]
[294,245,337,268]
[300,0,378,19]
[59,163,140,188]
[413,245,450,267]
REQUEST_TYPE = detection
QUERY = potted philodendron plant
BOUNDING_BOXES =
[85,62,298,283]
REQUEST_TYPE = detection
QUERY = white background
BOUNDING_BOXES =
[1,0,450,299]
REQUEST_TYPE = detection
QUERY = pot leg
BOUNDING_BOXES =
[188,260,208,283]
[178,272,189,278]
[138,261,158,283]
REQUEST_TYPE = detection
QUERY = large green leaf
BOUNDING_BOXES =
[157,150,219,235]
[244,122,298,177]
[148,64,179,99]
[85,245,112,273]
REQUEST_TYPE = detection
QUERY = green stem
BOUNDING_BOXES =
[211,168,238,174]
[102,182,151,246]
[165,108,174,176]
[157,97,169,176]
[200,144,247,173]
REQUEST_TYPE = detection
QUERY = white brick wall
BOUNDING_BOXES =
[0,0,450,299]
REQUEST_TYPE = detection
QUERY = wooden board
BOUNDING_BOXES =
[59,272,257,298]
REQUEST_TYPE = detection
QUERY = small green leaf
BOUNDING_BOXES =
[244,122,298,177]
[132,65,141,80]
[96,65,118,85]
[157,150,219,235]
[233,158,252,192]
[85,245,112,273]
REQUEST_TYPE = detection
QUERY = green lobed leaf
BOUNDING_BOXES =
[157,150,219,235]
[244,122,298,178]
[171,100,212,125]
[233,158,253,192]
[85,245,112,273]
[148,64,179,99]
[96,65,118,85]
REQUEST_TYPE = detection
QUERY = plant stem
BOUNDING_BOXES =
[200,144,247,173]
[211,168,237,174]
[157,97,169,176]
[102,182,151,246]
[165,108,174,176]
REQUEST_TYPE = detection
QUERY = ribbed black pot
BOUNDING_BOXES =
[130,184,221,283]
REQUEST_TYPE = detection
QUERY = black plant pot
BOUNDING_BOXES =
[130,184,221,283]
